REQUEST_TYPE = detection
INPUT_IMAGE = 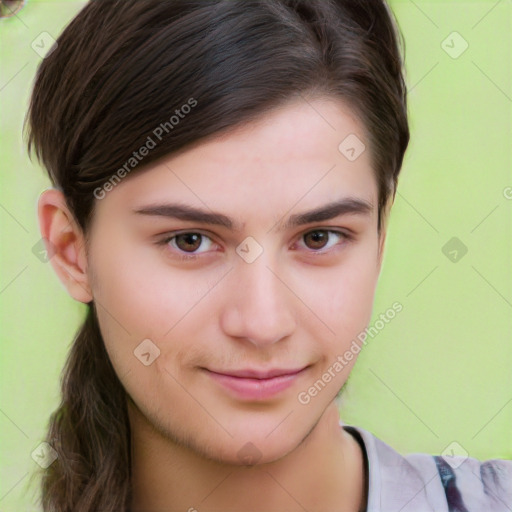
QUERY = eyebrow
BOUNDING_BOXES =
[132,198,373,232]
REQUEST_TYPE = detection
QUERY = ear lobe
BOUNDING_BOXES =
[37,188,93,304]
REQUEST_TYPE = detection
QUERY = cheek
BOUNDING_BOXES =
[89,244,219,381]
[332,262,379,323]
[297,253,379,399]
[89,241,187,338]
[303,249,380,335]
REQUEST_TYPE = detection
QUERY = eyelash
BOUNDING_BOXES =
[156,229,353,261]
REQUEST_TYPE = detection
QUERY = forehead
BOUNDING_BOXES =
[92,97,377,225]
[178,97,370,175]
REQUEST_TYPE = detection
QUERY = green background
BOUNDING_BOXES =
[1,0,511,509]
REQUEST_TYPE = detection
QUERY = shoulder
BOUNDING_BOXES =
[342,424,512,511]
[425,452,512,510]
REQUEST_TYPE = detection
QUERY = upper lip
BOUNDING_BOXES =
[206,366,308,379]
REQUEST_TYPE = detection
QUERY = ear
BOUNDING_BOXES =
[37,188,93,303]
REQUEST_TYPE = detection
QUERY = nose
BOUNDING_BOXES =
[220,252,297,347]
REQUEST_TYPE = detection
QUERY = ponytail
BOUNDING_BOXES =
[39,304,131,511]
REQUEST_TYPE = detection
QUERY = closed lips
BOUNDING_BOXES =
[205,367,308,379]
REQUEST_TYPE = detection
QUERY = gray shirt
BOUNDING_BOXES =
[342,422,512,511]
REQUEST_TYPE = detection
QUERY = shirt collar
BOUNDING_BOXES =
[340,421,445,511]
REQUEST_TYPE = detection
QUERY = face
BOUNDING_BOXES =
[82,97,385,464]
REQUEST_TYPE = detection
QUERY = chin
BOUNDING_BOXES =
[209,436,298,467]
[200,416,308,467]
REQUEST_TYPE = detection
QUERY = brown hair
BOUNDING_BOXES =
[24,0,409,509]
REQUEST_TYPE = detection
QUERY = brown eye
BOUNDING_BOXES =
[175,233,203,252]
[303,230,330,250]
[297,229,349,254]
[159,231,216,259]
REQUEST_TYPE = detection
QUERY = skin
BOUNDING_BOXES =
[38,97,391,512]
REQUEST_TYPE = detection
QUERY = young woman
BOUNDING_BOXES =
[25,0,511,510]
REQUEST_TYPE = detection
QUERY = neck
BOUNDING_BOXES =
[129,401,366,512]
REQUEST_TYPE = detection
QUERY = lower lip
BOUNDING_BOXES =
[205,369,307,401]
